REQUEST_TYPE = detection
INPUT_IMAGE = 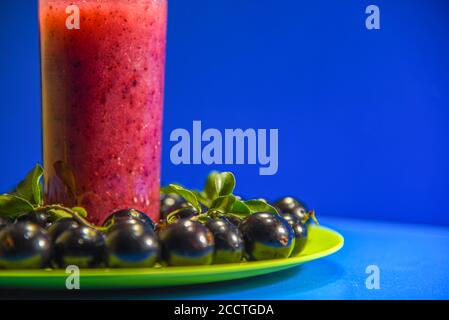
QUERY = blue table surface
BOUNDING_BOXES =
[1,217,449,300]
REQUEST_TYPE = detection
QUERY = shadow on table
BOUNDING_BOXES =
[0,260,344,300]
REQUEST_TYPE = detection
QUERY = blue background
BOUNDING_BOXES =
[1,0,449,226]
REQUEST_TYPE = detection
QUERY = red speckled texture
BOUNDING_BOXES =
[39,0,167,225]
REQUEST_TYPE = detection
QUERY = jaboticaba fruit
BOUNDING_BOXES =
[206,218,244,264]
[273,197,308,222]
[160,194,187,218]
[16,210,53,228]
[106,221,159,268]
[159,220,214,266]
[53,226,107,268]
[0,222,52,269]
[103,209,155,230]
[47,218,80,242]
[239,212,294,261]
[281,213,308,256]
[168,205,200,221]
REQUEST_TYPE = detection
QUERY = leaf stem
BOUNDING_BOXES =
[35,204,95,229]
[191,213,210,224]
[165,208,185,224]
[206,209,222,219]
[303,210,319,225]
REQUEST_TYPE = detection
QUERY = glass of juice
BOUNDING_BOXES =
[39,0,167,224]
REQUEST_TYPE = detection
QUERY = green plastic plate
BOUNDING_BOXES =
[0,225,343,290]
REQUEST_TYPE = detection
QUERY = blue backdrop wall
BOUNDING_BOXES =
[1,0,448,225]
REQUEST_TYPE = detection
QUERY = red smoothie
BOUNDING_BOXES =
[39,0,167,224]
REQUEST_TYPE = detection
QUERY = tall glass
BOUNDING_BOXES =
[39,0,167,224]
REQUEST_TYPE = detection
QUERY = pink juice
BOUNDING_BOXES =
[39,0,167,224]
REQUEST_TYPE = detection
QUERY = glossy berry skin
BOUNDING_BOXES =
[160,194,208,220]
[281,213,308,256]
[106,222,160,268]
[0,222,52,269]
[53,226,107,268]
[16,210,53,228]
[103,209,155,230]
[239,212,294,261]
[160,194,187,218]
[47,219,80,242]
[206,219,244,264]
[170,205,200,221]
[221,215,242,228]
[290,224,308,256]
[0,217,12,231]
[106,217,149,235]
[273,197,308,222]
[159,220,214,266]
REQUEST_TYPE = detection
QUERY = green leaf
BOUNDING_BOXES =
[218,172,236,196]
[14,164,44,206]
[245,200,279,215]
[0,194,34,218]
[204,171,220,200]
[161,184,201,213]
[229,199,251,216]
[226,212,247,221]
[192,190,212,208]
[47,209,73,220]
[95,216,115,233]
[196,213,211,224]
[72,207,88,218]
[204,171,236,200]
[210,195,236,214]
